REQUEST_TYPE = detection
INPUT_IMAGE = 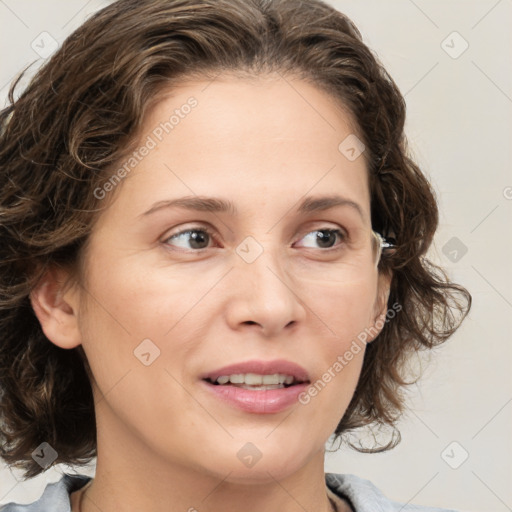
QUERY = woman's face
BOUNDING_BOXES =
[65,75,391,482]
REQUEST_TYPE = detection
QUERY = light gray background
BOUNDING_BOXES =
[0,1,511,511]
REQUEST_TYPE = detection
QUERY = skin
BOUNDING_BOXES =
[31,73,392,512]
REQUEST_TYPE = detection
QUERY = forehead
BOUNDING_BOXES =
[143,73,363,155]
[100,74,371,223]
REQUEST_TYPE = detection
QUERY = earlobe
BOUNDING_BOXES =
[29,267,82,349]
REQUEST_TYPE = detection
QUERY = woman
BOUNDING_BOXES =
[0,0,471,511]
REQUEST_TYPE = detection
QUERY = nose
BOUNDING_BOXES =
[223,242,307,338]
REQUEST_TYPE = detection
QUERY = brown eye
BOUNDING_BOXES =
[163,228,216,250]
[294,228,346,250]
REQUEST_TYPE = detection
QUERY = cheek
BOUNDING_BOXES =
[291,275,377,411]
[76,256,172,390]
[304,272,378,345]
[80,252,183,337]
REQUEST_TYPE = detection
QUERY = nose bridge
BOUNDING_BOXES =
[236,234,293,299]
[230,234,303,332]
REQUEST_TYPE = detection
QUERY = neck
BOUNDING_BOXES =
[78,411,342,512]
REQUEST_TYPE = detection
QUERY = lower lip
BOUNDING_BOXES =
[201,380,309,414]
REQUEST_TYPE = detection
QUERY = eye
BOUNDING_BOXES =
[163,227,218,251]
[294,228,347,250]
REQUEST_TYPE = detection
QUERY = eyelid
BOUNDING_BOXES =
[296,221,348,238]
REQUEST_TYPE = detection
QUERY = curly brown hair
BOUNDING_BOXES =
[0,0,471,479]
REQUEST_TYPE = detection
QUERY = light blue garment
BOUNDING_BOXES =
[0,472,458,511]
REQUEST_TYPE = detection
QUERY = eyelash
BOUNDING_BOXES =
[162,225,348,253]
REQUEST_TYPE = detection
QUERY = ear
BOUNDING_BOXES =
[29,265,82,349]
[366,270,393,343]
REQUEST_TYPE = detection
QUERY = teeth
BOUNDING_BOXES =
[262,374,283,385]
[213,373,297,386]
[245,373,263,385]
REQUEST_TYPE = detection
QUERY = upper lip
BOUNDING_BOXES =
[201,359,310,383]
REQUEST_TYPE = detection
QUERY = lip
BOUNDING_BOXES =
[200,359,310,382]
[201,380,309,414]
[200,359,311,414]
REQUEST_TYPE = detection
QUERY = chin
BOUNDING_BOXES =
[196,436,317,485]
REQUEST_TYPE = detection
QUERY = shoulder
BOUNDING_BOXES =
[326,472,459,512]
[0,473,92,512]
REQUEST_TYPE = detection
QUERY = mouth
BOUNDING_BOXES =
[200,359,311,390]
[200,360,311,414]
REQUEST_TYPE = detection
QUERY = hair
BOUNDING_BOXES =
[0,0,471,479]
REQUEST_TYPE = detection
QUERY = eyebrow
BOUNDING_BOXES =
[140,194,366,221]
